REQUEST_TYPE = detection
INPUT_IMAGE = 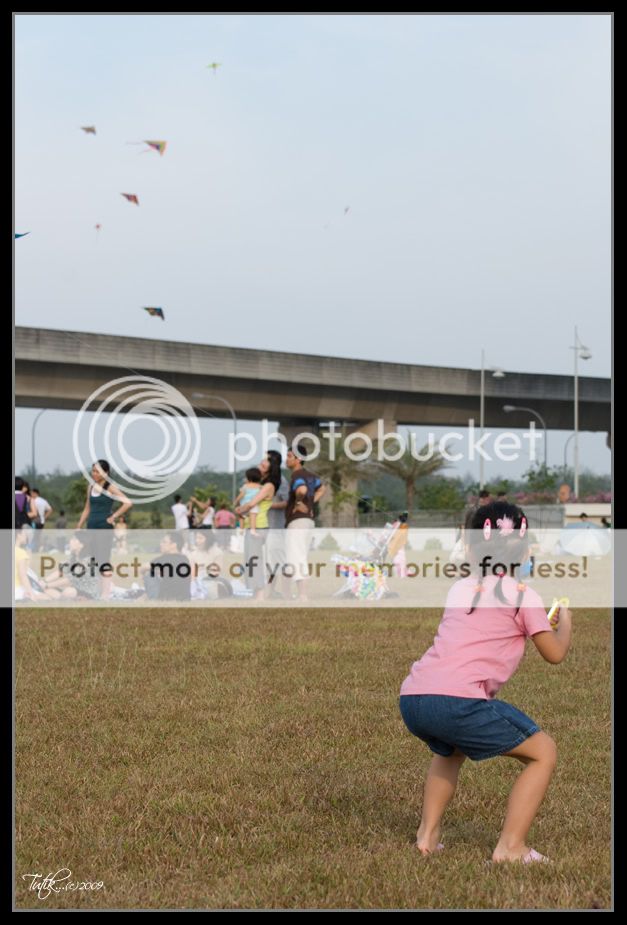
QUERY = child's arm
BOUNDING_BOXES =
[531,607,572,664]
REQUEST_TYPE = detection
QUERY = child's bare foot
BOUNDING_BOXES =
[415,825,443,855]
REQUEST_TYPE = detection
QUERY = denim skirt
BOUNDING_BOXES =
[399,693,540,761]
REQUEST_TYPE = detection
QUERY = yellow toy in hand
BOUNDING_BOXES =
[547,597,569,630]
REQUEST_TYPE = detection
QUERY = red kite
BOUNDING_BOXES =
[121,194,139,206]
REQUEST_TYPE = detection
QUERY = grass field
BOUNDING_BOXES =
[15,607,611,910]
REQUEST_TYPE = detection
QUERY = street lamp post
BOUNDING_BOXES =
[563,432,575,476]
[571,327,592,500]
[502,405,548,469]
[31,409,48,482]
[479,349,505,490]
[191,393,238,503]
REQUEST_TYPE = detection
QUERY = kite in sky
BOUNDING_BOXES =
[95,224,102,232]
[344,206,350,215]
[128,140,167,156]
[121,193,140,206]
[144,140,167,156]
[15,232,30,238]
[80,126,96,134]
[207,62,222,75]
[143,307,165,320]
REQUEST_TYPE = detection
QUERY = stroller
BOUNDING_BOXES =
[331,521,401,601]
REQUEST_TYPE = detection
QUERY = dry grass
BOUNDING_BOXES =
[15,607,611,910]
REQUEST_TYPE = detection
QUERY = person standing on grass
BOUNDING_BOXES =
[284,444,325,601]
[265,449,290,598]
[214,502,236,549]
[235,455,280,599]
[14,478,37,530]
[30,487,53,551]
[388,512,409,579]
[398,501,572,864]
[77,460,133,600]
[191,495,217,530]
[171,494,189,531]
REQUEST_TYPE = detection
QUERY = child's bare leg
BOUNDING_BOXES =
[492,731,557,862]
[250,513,257,536]
[416,749,466,853]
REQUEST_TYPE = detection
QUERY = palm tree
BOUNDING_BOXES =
[373,441,449,513]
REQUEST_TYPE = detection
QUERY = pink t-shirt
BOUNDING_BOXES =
[399,575,552,700]
[214,509,235,528]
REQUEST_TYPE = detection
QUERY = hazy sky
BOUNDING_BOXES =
[15,14,611,480]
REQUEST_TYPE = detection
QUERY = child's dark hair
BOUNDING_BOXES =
[246,467,262,483]
[466,501,529,615]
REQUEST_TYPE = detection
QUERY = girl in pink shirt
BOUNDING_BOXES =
[399,502,572,864]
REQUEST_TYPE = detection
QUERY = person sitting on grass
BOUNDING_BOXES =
[398,501,572,864]
[41,531,103,600]
[14,526,60,602]
[140,532,191,602]
[185,529,223,599]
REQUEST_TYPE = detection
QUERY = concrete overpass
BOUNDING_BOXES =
[16,326,610,436]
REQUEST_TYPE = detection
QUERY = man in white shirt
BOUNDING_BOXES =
[30,488,52,551]
[171,494,189,531]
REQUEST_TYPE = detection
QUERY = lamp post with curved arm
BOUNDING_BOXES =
[479,349,505,489]
[31,409,48,482]
[570,327,592,499]
[191,393,238,503]
[503,404,548,469]
[563,432,575,477]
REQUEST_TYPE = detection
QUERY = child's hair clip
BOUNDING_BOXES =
[496,516,514,536]
[519,517,527,537]
[483,519,491,541]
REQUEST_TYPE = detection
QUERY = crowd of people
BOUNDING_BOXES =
[165,445,327,601]
[14,444,327,603]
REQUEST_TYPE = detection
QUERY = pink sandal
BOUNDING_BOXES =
[522,848,550,864]
[485,848,550,867]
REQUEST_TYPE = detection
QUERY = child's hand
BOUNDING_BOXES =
[557,606,572,627]
[550,605,572,630]
[547,597,570,629]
